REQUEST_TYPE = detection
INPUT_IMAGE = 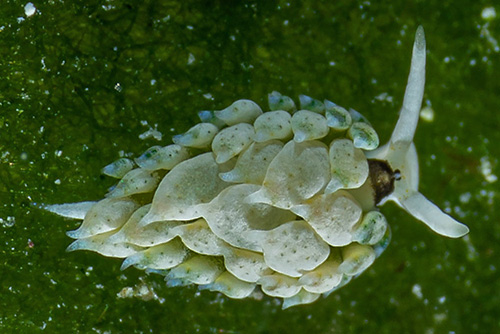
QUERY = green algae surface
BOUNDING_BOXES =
[1,1,499,333]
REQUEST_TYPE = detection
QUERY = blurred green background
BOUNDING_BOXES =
[1,0,499,333]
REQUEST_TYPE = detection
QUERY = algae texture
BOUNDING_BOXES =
[1,0,499,333]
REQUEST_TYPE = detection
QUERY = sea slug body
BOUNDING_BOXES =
[44,26,469,309]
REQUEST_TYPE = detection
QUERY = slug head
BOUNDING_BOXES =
[366,26,469,238]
